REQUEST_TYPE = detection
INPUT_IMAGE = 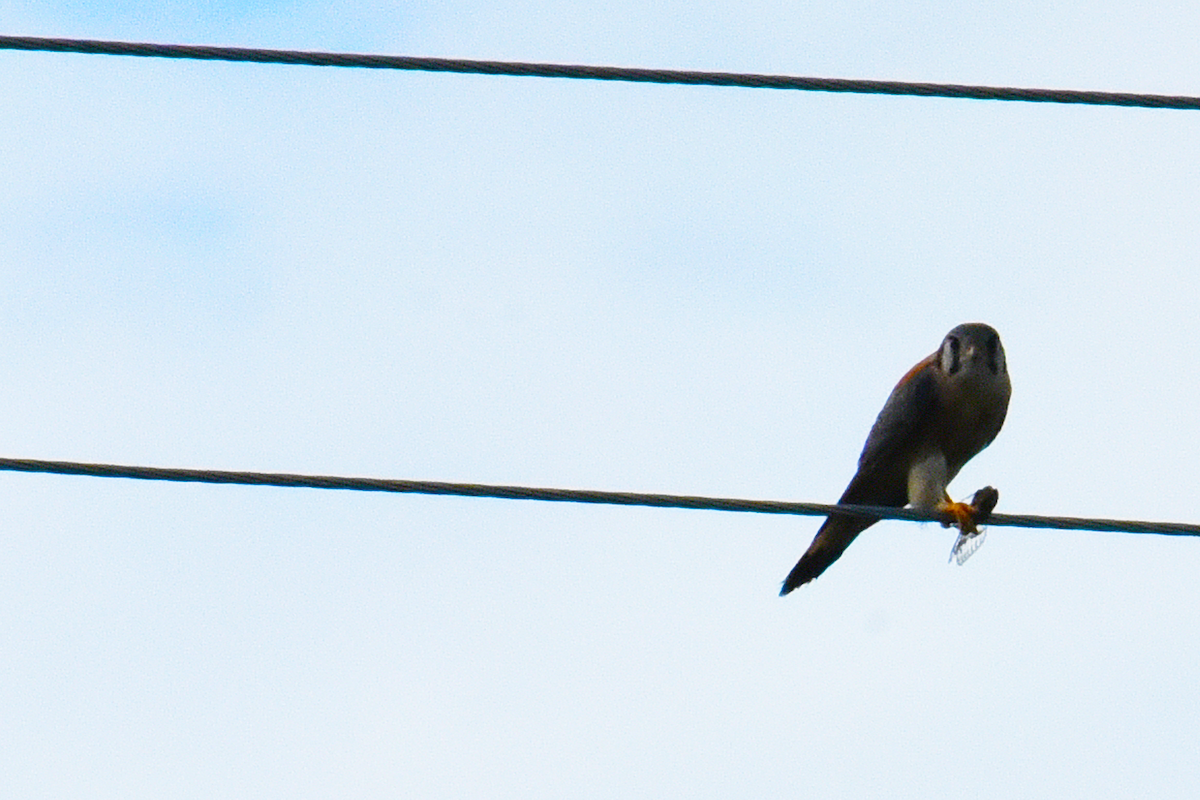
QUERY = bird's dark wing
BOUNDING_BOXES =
[779,354,940,594]
[854,352,940,482]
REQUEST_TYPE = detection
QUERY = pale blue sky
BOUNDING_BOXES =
[3,3,1200,797]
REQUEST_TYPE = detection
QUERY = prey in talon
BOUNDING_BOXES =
[948,486,999,566]
[780,324,1010,594]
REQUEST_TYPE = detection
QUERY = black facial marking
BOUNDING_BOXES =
[986,333,1001,374]
[946,335,961,374]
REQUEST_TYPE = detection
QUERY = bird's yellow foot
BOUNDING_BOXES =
[937,486,999,534]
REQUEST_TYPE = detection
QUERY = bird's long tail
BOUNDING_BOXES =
[779,513,878,595]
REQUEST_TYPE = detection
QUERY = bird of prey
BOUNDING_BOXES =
[780,323,1011,594]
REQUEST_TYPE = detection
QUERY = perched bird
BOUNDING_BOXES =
[780,323,1011,594]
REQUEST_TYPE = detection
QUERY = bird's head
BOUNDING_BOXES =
[938,323,1007,387]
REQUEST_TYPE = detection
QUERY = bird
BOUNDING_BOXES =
[780,323,1011,594]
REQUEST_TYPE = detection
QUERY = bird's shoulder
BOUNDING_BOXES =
[856,352,940,472]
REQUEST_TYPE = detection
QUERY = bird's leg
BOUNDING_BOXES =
[937,486,999,534]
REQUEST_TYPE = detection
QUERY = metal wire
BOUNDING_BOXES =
[1,457,1197,537]
[2,34,1199,109]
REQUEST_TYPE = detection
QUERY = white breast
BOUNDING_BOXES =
[907,451,950,510]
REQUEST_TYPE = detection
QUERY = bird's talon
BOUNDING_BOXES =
[939,500,981,534]
[937,487,998,534]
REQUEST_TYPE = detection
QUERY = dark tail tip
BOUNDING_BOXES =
[779,559,816,596]
[779,515,874,596]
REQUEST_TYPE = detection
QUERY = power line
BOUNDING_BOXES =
[1,457,1197,537]
[2,34,1199,110]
